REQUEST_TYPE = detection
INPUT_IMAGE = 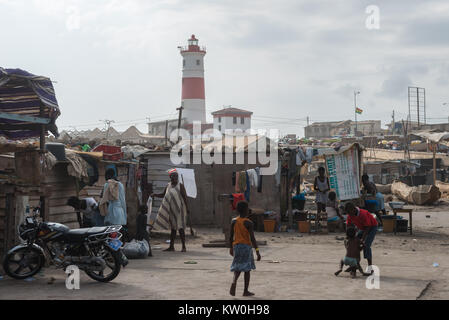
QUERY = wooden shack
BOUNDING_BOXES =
[0,148,139,257]
[139,148,281,229]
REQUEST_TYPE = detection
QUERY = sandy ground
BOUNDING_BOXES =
[1,205,449,300]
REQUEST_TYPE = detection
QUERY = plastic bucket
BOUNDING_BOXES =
[298,221,310,233]
[263,220,276,232]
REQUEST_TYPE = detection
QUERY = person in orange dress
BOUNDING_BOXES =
[229,201,261,297]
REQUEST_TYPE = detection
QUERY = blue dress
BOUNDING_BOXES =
[103,181,127,226]
[231,244,256,272]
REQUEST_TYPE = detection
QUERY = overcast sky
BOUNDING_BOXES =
[1,0,448,137]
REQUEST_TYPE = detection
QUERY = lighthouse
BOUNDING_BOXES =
[179,35,206,124]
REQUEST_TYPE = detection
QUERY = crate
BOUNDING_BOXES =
[382,219,395,233]
[396,219,408,233]
[92,144,123,161]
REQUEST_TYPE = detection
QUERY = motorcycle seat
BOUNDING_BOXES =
[65,227,109,240]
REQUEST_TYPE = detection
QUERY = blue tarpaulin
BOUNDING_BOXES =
[0,68,60,139]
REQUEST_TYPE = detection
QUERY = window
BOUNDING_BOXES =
[233,117,237,124]
[218,125,221,131]
[196,59,200,66]
[183,59,185,67]
[218,117,221,123]
[240,117,244,124]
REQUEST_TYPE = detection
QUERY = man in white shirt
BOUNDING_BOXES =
[67,196,102,227]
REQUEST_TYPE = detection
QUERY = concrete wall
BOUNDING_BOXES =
[148,119,183,137]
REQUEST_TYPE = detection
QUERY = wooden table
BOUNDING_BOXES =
[392,208,413,235]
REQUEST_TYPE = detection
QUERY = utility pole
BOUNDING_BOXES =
[176,106,184,143]
[391,110,395,134]
[165,120,169,146]
[100,119,115,139]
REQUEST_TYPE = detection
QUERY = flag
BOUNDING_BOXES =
[355,107,363,115]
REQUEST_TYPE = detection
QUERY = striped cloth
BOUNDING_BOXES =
[0,68,60,139]
[152,182,187,230]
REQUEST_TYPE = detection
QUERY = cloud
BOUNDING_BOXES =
[400,17,449,47]
[1,0,449,136]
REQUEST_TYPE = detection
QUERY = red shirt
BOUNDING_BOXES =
[231,193,245,211]
[346,208,378,230]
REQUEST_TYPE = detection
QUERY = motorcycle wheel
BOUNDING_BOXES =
[84,245,121,283]
[2,247,44,280]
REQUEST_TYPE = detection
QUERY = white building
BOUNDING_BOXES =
[212,107,253,134]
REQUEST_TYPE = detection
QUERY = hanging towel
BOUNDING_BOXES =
[235,171,241,192]
[247,169,258,187]
[296,147,306,165]
[176,168,197,198]
[289,150,297,179]
[244,171,251,202]
[238,171,247,193]
[305,147,314,163]
[255,167,262,193]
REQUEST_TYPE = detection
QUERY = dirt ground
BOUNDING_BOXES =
[1,203,449,300]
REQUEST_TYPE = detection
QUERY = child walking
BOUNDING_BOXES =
[335,226,371,278]
[229,201,261,296]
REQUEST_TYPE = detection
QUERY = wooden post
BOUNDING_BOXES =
[165,120,169,146]
[433,142,437,186]
[14,195,29,244]
[288,190,293,229]
[4,193,15,252]
[39,106,46,151]
[176,106,184,143]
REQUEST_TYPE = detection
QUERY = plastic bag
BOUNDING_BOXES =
[122,239,150,259]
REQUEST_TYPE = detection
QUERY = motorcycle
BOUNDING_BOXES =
[2,207,124,282]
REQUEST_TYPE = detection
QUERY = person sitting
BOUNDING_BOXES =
[361,174,384,226]
[135,204,153,257]
[326,191,344,231]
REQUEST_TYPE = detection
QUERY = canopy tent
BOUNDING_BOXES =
[412,130,449,146]
[412,130,449,185]
[0,68,60,140]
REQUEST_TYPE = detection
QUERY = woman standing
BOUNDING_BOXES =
[100,168,127,226]
[99,168,128,267]
[151,169,190,252]
[361,174,385,226]
[314,167,330,214]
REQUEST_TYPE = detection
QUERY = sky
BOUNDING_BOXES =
[1,0,448,137]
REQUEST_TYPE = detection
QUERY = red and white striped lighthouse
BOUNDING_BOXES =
[179,35,206,124]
